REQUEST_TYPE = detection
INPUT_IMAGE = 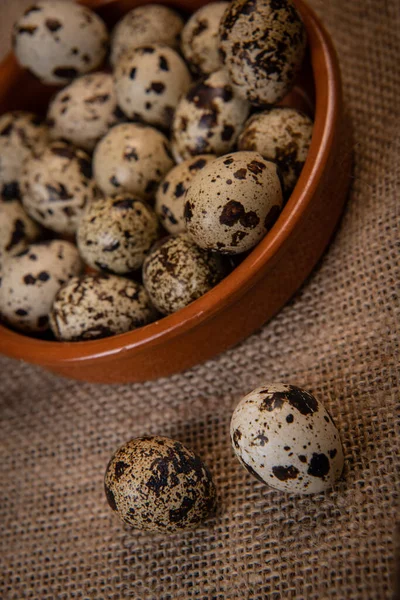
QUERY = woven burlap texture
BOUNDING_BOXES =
[0,0,399,598]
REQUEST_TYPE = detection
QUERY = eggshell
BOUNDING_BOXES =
[184,151,283,254]
[50,273,157,341]
[0,111,49,200]
[110,4,184,66]
[155,154,216,234]
[0,200,42,272]
[21,140,99,235]
[77,194,160,274]
[93,123,174,201]
[238,107,314,196]
[104,436,216,532]
[12,1,109,85]
[230,383,344,494]
[0,240,82,333]
[171,69,249,161]
[219,0,307,105]
[47,73,123,152]
[142,233,228,315]
[181,2,230,76]
[114,44,191,129]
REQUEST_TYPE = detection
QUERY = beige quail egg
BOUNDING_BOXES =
[12,1,109,85]
[114,44,191,129]
[155,154,216,234]
[231,383,344,494]
[184,151,283,254]
[50,273,157,341]
[77,194,160,274]
[142,233,228,315]
[110,4,184,66]
[20,140,99,236]
[172,69,249,160]
[181,2,229,76]
[219,0,307,106]
[0,199,42,273]
[0,111,49,200]
[0,240,82,334]
[47,73,123,152]
[104,436,216,532]
[93,122,174,202]
[238,107,314,196]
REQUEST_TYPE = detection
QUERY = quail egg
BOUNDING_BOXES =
[77,194,160,274]
[93,122,174,201]
[47,73,123,152]
[0,199,42,273]
[12,1,109,85]
[20,140,99,236]
[219,0,307,106]
[50,273,157,341]
[110,4,184,66]
[155,154,216,234]
[184,151,283,254]
[238,107,314,196]
[181,2,229,76]
[231,383,344,494]
[0,111,49,201]
[143,233,228,315]
[104,436,216,532]
[172,69,249,160]
[0,240,82,334]
[114,44,191,129]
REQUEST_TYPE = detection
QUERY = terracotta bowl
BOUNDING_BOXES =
[0,0,351,383]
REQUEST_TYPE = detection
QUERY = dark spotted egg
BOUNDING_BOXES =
[142,233,228,315]
[47,73,122,152]
[0,200,42,273]
[171,69,249,161]
[219,0,307,106]
[50,273,157,341]
[93,123,174,202]
[114,44,191,130]
[104,436,216,532]
[181,2,230,76]
[184,151,283,254]
[230,383,344,494]
[12,1,109,85]
[155,154,216,234]
[77,194,160,274]
[20,140,98,236]
[0,240,82,334]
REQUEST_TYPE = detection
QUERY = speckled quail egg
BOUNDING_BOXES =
[104,436,216,532]
[110,4,184,67]
[47,73,123,152]
[77,194,160,274]
[0,111,49,200]
[231,383,344,494]
[114,44,191,130]
[0,199,42,273]
[155,154,216,234]
[219,0,307,106]
[238,107,313,196]
[12,1,109,85]
[20,140,99,236]
[93,122,174,201]
[172,69,249,160]
[184,151,283,254]
[143,233,228,315]
[50,273,157,341]
[181,2,229,76]
[0,240,82,334]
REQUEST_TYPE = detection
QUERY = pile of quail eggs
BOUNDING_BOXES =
[0,0,314,341]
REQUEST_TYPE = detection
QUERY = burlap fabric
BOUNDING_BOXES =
[0,1,399,598]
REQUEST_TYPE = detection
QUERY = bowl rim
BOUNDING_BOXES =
[0,0,341,365]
